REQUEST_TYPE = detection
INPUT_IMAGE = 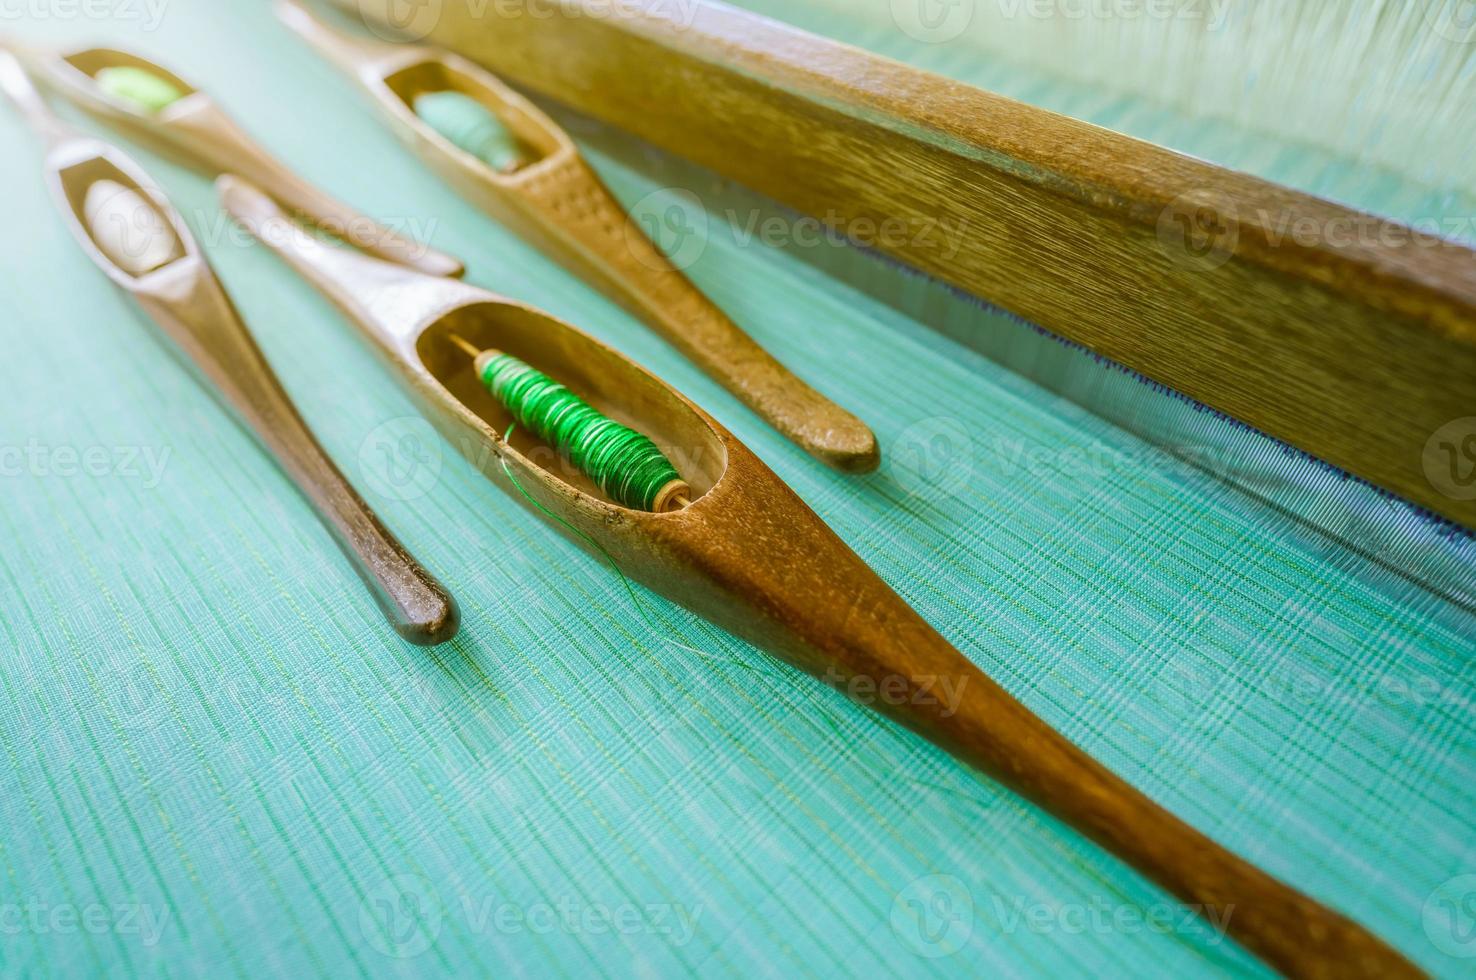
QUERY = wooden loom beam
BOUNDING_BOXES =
[349,0,1476,530]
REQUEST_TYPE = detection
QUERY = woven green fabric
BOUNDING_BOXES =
[2,4,1473,978]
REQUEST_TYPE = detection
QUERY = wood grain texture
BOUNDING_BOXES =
[348,0,1476,530]
[221,173,1423,979]
[11,40,465,278]
[278,0,879,472]
[0,53,460,644]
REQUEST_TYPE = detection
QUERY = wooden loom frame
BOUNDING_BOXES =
[348,0,1476,531]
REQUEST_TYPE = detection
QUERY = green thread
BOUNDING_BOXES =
[94,66,185,113]
[498,422,659,627]
[413,91,528,173]
[479,353,683,512]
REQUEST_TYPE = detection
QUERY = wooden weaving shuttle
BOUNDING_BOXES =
[273,0,880,474]
[0,52,458,646]
[219,173,1418,979]
[3,36,464,279]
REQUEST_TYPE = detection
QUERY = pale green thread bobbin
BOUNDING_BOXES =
[94,66,185,113]
[450,335,690,512]
[413,90,529,174]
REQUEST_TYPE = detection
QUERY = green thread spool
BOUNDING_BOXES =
[450,336,690,513]
[413,91,528,174]
[94,66,185,113]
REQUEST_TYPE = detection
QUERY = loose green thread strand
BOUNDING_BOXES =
[494,424,844,741]
[94,66,185,113]
[413,91,528,173]
[479,353,683,512]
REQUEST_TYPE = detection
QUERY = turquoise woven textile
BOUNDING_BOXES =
[2,3,1474,977]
